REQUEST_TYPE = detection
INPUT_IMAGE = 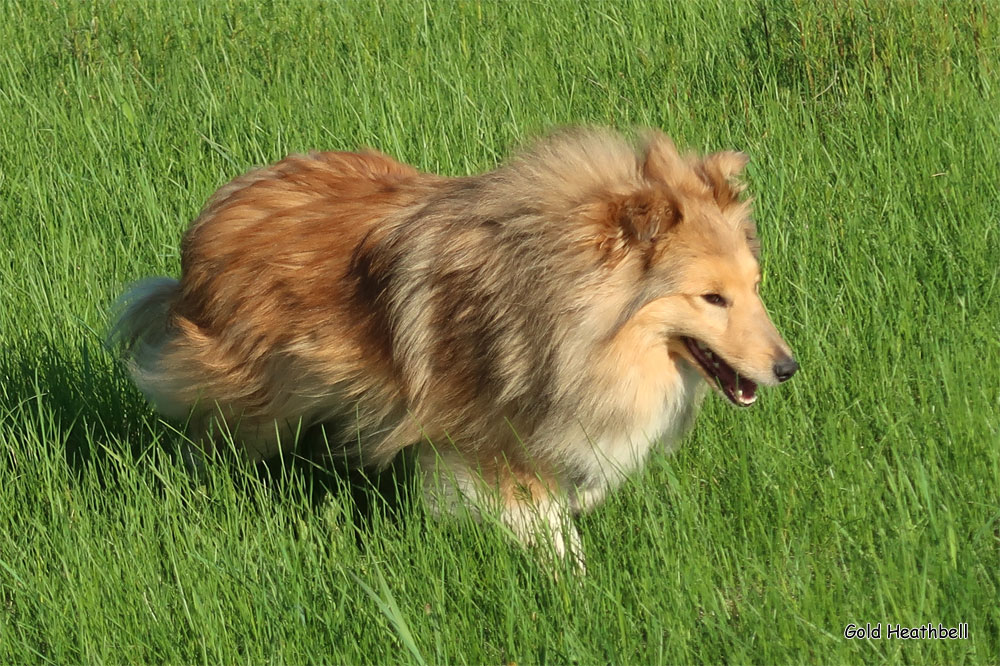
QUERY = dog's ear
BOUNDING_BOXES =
[639,130,687,189]
[583,188,679,263]
[613,188,679,244]
[699,150,749,210]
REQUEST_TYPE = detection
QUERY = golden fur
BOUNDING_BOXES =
[110,128,797,567]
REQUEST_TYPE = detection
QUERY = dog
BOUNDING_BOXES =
[109,128,797,568]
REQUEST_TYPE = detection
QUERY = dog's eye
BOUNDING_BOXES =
[702,293,727,307]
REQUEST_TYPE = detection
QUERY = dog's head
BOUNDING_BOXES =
[596,131,797,406]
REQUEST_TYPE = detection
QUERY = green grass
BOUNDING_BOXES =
[1,0,998,662]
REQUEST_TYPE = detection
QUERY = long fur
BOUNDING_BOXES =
[109,127,795,565]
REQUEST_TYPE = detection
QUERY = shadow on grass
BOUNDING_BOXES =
[0,338,416,537]
[268,426,419,532]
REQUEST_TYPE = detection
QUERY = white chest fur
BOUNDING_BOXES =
[570,354,705,507]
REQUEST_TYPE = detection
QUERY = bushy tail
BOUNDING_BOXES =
[107,277,188,417]
[108,277,178,351]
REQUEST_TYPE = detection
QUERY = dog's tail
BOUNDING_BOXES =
[108,277,178,352]
[107,277,191,418]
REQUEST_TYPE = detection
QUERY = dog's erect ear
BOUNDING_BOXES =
[640,130,687,189]
[699,150,749,210]
[641,130,720,213]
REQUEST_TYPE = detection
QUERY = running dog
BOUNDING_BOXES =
[110,128,798,567]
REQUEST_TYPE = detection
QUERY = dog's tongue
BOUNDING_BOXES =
[713,355,757,406]
[683,337,758,407]
[733,375,757,404]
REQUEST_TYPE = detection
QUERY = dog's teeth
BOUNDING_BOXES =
[736,389,743,399]
[697,341,707,351]
[713,361,720,368]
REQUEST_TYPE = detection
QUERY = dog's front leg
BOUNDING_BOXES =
[417,445,586,574]
[498,489,586,575]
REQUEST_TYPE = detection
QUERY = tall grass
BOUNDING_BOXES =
[1,1,997,662]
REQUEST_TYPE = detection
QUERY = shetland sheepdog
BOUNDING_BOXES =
[110,128,797,568]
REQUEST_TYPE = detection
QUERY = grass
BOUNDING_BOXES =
[1,0,998,662]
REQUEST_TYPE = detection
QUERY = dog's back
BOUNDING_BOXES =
[110,150,435,459]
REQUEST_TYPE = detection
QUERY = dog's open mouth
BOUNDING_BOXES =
[682,337,758,407]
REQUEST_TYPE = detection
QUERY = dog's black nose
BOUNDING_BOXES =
[773,356,799,383]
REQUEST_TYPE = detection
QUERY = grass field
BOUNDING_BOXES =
[1,0,998,663]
